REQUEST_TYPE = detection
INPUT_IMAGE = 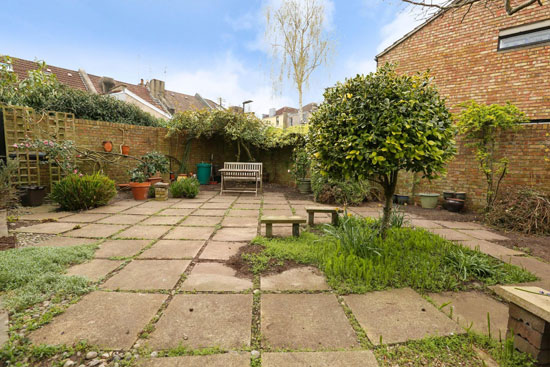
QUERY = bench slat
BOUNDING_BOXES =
[305,207,344,213]
[261,215,306,224]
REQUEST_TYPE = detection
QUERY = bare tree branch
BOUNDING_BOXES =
[401,0,543,16]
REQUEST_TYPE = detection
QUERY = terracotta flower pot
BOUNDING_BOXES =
[130,181,151,200]
[102,141,113,152]
[148,176,163,185]
[121,145,130,155]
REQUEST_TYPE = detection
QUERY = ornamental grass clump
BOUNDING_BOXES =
[50,173,116,211]
[170,177,200,198]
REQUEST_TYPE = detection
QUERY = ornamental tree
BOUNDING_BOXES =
[308,64,456,236]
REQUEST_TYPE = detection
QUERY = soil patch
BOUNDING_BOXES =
[0,235,16,251]
[495,232,550,263]
[226,243,305,278]
[7,219,40,230]
[402,204,481,222]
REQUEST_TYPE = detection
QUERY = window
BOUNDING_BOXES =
[0,62,13,72]
[499,20,550,50]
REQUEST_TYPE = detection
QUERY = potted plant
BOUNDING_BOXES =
[140,151,169,184]
[291,147,311,194]
[393,194,409,205]
[128,168,150,200]
[418,193,440,209]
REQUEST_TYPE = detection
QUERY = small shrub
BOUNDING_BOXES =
[50,173,116,211]
[170,177,200,198]
[444,248,499,281]
[322,216,381,258]
[486,187,550,235]
[311,171,375,206]
[0,158,19,209]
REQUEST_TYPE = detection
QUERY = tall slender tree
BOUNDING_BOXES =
[266,0,332,124]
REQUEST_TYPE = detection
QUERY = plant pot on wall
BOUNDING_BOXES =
[297,178,311,194]
[130,182,151,200]
[121,145,130,155]
[419,193,439,209]
[102,141,113,152]
[148,176,163,185]
[394,194,409,205]
[445,198,464,212]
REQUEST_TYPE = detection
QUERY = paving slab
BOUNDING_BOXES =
[110,199,142,207]
[235,197,262,203]
[504,256,550,279]
[201,202,232,210]
[138,201,174,209]
[29,291,166,349]
[261,294,358,350]
[66,259,123,281]
[159,208,194,216]
[193,209,227,217]
[138,353,251,367]
[123,206,164,215]
[410,219,444,229]
[18,211,73,221]
[170,202,202,209]
[434,221,485,230]
[94,240,151,258]
[459,229,509,241]
[262,204,291,210]
[0,308,8,346]
[59,213,110,223]
[181,263,252,291]
[232,203,261,210]
[460,239,523,258]
[199,241,247,260]
[429,228,474,242]
[138,240,204,259]
[212,227,257,242]
[181,216,222,226]
[165,226,215,240]
[262,351,378,367]
[15,222,81,234]
[344,288,463,345]
[97,214,147,225]
[116,225,172,239]
[141,216,182,226]
[85,205,127,214]
[220,216,258,227]
[429,291,509,337]
[261,267,329,291]
[102,260,189,290]
[147,294,252,349]
[33,236,98,247]
[66,224,127,238]
[227,210,259,217]
[262,209,292,216]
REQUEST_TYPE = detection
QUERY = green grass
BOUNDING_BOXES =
[0,245,97,311]
[374,333,534,367]
[251,224,535,293]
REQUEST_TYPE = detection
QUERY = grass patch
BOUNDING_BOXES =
[0,244,96,311]
[251,217,535,293]
[374,333,534,367]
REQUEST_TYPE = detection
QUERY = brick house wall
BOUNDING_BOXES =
[376,2,550,209]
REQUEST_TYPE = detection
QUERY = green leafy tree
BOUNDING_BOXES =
[457,101,527,211]
[308,64,456,236]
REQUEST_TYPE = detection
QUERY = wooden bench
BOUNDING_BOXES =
[495,286,550,365]
[305,207,344,226]
[220,162,263,196]
[260,216,306,237]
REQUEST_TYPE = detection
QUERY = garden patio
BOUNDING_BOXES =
[2,186,549,366]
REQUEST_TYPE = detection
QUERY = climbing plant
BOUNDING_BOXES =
[457,101,528,211]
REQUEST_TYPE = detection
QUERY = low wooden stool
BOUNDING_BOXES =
[305,207,344,226]
[495,286,550,366]
[260,216,306,237]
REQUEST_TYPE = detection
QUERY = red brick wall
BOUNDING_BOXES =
[378,2,550,209]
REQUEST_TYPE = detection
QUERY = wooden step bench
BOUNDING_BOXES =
[305,207,344,226]
[260,216,306,238]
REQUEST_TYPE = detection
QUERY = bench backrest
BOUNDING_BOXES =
[224,162,262,176]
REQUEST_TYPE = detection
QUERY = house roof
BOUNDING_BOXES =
[375,8,447,60]
[10,57,88,91]
[164,90,221,113]
[276,106,298,115]
[302,102,318,112]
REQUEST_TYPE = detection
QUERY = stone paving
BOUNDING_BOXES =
[9,190,550,366]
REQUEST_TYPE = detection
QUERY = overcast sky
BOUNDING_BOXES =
[1,0,427,115]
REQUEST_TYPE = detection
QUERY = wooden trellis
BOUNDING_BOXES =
[2,105,75,187]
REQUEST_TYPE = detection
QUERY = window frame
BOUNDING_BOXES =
[498,22,550,51]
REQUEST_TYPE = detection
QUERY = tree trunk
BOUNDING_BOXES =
[298,83,303,125]
[380,171,398,238]
[236,141,241,162]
